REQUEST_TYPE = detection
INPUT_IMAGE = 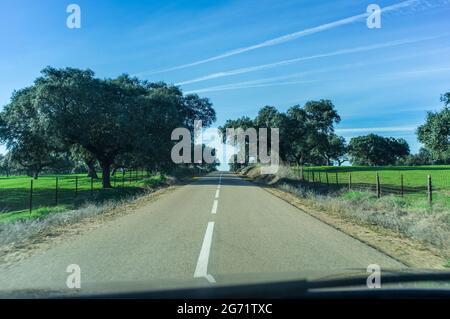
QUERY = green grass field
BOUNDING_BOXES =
[291,165,450,206]
[0,171,166,223]
[300,165,450,188]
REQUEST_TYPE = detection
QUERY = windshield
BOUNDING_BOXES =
[0,0,449,300]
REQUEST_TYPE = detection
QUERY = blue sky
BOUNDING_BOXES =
[1,0,450,161]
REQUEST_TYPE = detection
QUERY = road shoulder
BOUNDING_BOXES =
[0,184,180,269]
[241,173,447,269]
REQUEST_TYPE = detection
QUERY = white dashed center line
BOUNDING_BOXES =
[211,199,218,214]
[193,174,223,284]
[193,222,216,283]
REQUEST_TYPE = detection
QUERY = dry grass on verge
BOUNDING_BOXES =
[272,165,450,253]
[0,195,136,246]
[0,185,178,268]
[243,165,450,261]
[278,183,450,254]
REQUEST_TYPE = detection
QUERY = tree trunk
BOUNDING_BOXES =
[101,162,112,188]
[86,161,98,178]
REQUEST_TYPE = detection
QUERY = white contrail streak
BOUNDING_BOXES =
[184,47,450,94]
[184,62,369,94]
[185,63,450,94]
[139,0,422,75]
[184,79,321,94]
[336,126,417,133]
[176,35,440,86]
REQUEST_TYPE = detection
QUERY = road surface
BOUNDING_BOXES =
[0,172,404,293]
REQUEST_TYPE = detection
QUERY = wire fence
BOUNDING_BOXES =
[289,166,450,205]
[0,169,150,215]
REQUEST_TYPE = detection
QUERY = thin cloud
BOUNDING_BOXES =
[184,62,370,94]
[138,0,422,76]
[184,48,450,94]
[176,36,440,86]
[336,126,417,133]
[185,79,322,94]
[185,64,450,94]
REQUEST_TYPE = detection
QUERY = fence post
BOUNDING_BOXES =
[312,171,315,183]
[75,176,78,197]
[336,172,339,186]
[122,170,125,187]
[91,176,94,196]
[376,173,381,198]
[400,174,404,197]
[326,172,329,188]
[428,175,432,205]
[348,173,352,190]
[29,179,33,214]
[55,177,59,205]
[301,166,304,181]
[129,169,132,183]
[114,174,116,188]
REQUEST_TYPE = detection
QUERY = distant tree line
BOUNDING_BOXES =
[222,92,450,170]
[0,67,217,187]
[1,66,448,178]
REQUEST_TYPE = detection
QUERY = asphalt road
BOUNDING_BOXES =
[0,172,404,293]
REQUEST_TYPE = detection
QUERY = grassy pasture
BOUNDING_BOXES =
[0,171,165,223]
[292,165,450,206]
[301,165,450,188]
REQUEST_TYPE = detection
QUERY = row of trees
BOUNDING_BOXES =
[0,67,217,187]
[349,92,450,166]
[223,92,450,169]
[1,66,448,180]
[221,100,347,167]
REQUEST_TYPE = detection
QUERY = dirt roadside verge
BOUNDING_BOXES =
[240,172,448,269]
[0,182,181,268]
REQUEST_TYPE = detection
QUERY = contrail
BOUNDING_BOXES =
[182,62,364,94]
[185,79,323,94]
[176,35,441,86]
[336,126,417,133]
[184,61,376,94]
[185,56,450,94]
[139,0,421,76]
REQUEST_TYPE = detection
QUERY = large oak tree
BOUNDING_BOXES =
[1,67,216,188]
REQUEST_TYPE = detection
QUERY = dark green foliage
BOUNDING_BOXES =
[348,134,410,166]
[0,67,216,187]
[417,93,450,163]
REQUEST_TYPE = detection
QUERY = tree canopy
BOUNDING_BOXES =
[417,92,450,163]
[0,67,216,186]
[221,99,342,167]
[348,134,410,166]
